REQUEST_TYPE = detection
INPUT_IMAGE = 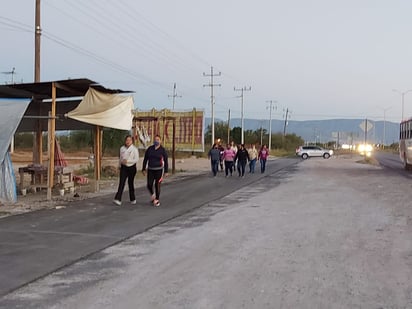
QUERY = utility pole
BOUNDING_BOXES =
[227,109,231,145]
[168,83,181,110]
[35,0,41,82]
[266,100,277,151]
[283,108,290,137]
[234,86,251,144]
[33,0,42,165]
[203,66,221,145]
[1,67,16,84]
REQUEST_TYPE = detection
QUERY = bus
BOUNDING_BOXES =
[399,118,412,170]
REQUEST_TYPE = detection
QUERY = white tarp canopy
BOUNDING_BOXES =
[0,98,31,203]
[66,88,134,130]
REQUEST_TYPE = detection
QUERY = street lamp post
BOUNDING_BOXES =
[393,89,412,121]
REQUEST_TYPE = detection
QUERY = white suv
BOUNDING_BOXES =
[296,145,333,159]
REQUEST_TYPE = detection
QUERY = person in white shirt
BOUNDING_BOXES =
[113,135,139,206]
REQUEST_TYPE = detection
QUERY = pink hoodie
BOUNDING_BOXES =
[223,148,236,161]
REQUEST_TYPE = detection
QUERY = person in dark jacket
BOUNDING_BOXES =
[218,143,225,171]
[142,135,168,206]
[208,143,221,177]
[235,144,250,177]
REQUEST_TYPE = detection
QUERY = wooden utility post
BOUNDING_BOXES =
[46,83,56,200]
[33,0,42,164]
[34,0,41,82]
[94,126,102,192]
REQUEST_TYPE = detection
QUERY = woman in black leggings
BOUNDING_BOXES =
[142,135,169,206]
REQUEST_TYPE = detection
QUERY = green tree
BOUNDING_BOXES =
[14,133,34,149]
[102,128,129,156]
[231,127,241,144]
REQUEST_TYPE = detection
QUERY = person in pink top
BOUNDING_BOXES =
[258,144,269,173]
[222,143,236,177]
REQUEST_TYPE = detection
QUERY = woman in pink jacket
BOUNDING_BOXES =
[222,144,236,177]
[258,144,269,173]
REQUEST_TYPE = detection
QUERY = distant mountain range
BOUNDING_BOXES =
[206,118,400,145]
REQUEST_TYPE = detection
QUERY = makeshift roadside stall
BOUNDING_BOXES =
[0,79,133,201]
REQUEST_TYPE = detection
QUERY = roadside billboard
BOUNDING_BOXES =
[133,108,204,152]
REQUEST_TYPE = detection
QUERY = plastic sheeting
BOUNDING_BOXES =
[0,98,31,203]
[0,152,17,203]
[66,88,134,130]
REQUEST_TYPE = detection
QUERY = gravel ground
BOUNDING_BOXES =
[3,155,412,309]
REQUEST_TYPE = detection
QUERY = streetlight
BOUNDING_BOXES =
[392,89,412,121]
[266,100,277,151]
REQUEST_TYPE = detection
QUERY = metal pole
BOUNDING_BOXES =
[393,89,412,121]
[227,109,230,144]
[241,89,244,144]
[269,108,272,150]
[383,111,386,148]
[211,69,215,145]
[266,100,277,151]
[234,86,251,144]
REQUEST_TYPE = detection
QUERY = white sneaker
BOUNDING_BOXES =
[153,199,160,207]
[130,200,137,205]
[113,199,121,206]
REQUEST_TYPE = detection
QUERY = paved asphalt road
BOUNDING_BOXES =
[0,157,297,298]
[3,154,412,308]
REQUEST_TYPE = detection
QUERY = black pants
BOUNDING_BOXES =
[115,164,136,201]
[147,169,163,199]
[237,160,247,176]
[224,160,234,176]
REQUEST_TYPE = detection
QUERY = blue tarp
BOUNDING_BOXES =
[0,98,31,203]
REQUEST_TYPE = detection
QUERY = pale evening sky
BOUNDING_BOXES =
[1,0,412,123]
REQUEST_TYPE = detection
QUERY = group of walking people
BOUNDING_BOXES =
[208,141,270,177]
[113,134,168,207]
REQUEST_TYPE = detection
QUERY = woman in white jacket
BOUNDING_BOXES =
[113,135,139,206]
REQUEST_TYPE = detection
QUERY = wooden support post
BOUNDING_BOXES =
[192,108,196,154]
[94,125,102,192]
[37,124,43,164]
[47,83,56,200]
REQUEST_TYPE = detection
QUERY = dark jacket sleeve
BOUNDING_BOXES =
[162,147,169,173]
